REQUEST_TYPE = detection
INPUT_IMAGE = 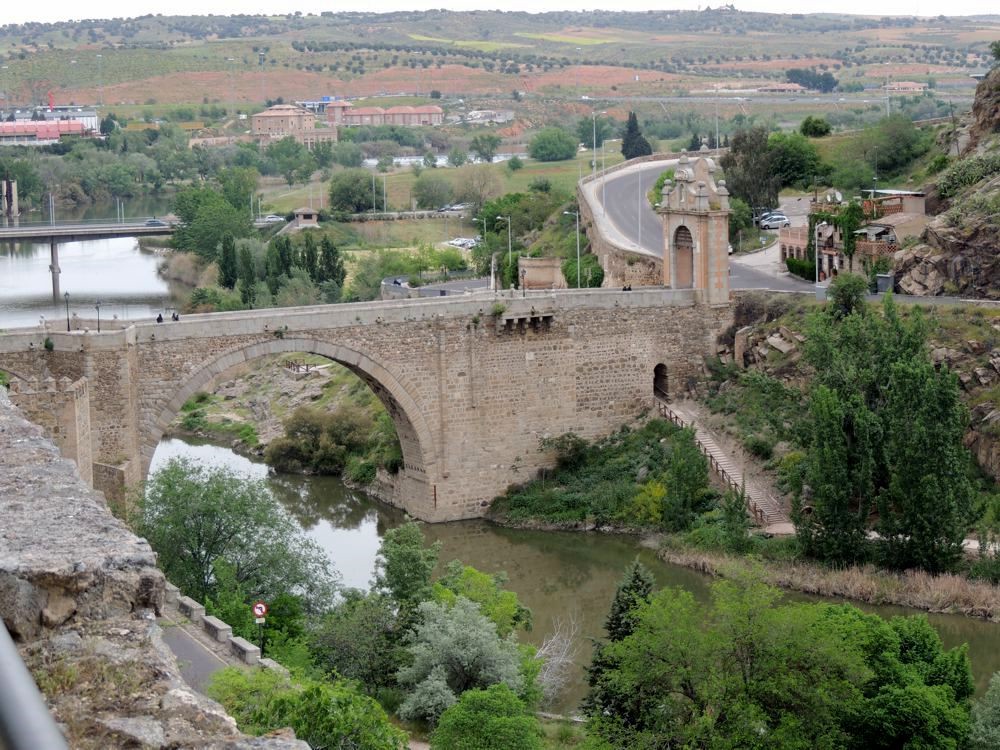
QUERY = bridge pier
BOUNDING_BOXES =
[49,239,60,302]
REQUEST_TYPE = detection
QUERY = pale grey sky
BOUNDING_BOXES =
[1,1,993,25]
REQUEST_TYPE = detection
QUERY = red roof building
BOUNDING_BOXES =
[0,120,86,144]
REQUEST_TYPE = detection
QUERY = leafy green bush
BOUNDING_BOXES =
[527,127,577,162]
[742,433,774,460]
[208,668,406,750]
[786,255,816,281]
[431,684,543,750]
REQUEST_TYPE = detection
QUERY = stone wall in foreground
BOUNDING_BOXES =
[0,389,307,749]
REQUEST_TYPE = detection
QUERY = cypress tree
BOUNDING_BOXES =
[238,246,256,308]
[318,236,346,288]
[218,234,238,290]
[300,233,318,281]
[621,112,653,160]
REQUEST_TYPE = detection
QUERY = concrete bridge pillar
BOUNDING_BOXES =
[49,239,60,301]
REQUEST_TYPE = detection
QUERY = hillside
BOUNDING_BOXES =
[895,65,1000,297]
[0,10,992,109]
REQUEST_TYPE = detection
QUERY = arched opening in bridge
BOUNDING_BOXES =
[145,340,434,517]
[673,225,694,289]
[653,363,669,400]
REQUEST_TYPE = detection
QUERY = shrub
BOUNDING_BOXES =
[786,255,816,281]
[527,127,577,162]
[742,433,774,459]
[431,684,543,750]
[938,153,1000,198]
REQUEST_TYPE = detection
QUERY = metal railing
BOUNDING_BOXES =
[655,396,768,526]
[0,620,67,750]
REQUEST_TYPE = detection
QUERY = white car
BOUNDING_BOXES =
[263,214,285,223]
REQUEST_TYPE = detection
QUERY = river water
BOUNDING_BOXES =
[150,437,1000,714]
[0,197,178,330]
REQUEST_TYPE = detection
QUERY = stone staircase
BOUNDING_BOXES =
[656,398,789,527]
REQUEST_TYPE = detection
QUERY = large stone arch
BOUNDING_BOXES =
[142,337,436,512]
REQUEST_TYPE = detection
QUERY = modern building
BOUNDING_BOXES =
[882,81,927,93]
[0,120,87,146]
[340,104,443,127]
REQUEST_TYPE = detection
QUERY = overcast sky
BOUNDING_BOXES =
[1,1,992,25]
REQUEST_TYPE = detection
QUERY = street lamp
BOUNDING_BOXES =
[564,210,581,288]
[814,220,828,300]
[63,292,70,332]
[96,54,103,107]
[496,215,512,280]
[94,300,102,332]
[520,268,526,297]
[591,110,606,176]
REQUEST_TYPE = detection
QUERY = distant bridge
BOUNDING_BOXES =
[0,218,273,299]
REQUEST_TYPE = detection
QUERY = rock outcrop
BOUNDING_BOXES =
[895,67,1000,298]
[0,389,307,749]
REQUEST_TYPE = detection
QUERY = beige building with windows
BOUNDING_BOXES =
[251,104,337,149]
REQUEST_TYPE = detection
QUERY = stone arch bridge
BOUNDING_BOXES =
[0,289,729,522]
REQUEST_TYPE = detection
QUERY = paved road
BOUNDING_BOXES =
[158,614,231,695]
[598,161,813,293]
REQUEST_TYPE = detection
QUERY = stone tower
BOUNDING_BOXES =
[656,156,731,306]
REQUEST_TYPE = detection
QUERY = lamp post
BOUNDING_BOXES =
[496,215,512,279]
[591,110,606,176]
[564,210,581,288]
[96,54,103,107]
[94,300,102,332]
[814,220,827,300]
[63,292,70,332]
[520,268,526,297]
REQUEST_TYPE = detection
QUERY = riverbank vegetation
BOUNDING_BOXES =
[584,561,977,749]
[136,459,568,746]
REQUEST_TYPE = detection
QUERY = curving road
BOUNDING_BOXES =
[596,161,812,292]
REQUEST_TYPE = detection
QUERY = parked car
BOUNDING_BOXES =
[263,214,285,223]
[760,214,790,230]
[145,218,167,227]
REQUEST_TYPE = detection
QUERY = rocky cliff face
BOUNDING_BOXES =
[0,390,307,749]
[895,67,1000,298]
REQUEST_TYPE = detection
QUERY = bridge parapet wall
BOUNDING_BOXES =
[0,290,729,522]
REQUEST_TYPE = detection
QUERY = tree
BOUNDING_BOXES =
[662,427,710,532]
[331,142,364,168]
[787,67,838,93]
[576,115,613,150]
[238,245,256,307]
[431,684,543,750]
[586,572,972,749]
[991,40,1000,61]
[318,236,346,290]
[801,115,832,137]
[328,168,375,213]
[374,521,441,617]
[266,136,315,186]
[972,672,1000,749]
[311,590,399,690]
[397,598,525,724]
[720,127,780,212]
[506,155,523,172]
[621,112,652,160]
[216,166,259,214]
[140,458,337,609]
[208,668,406,750]
[172,187,253,260]
[469,133,502,163]
[527,127,577,162]
[413,172,454,209]
[827,272,869,318]
[728,196,754,243]
[767,131,821,189]
[877,358,973,572]
[217,234,238,290]
[452,164,503,214]
[605,558,654,642]
[432,561,532,637]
